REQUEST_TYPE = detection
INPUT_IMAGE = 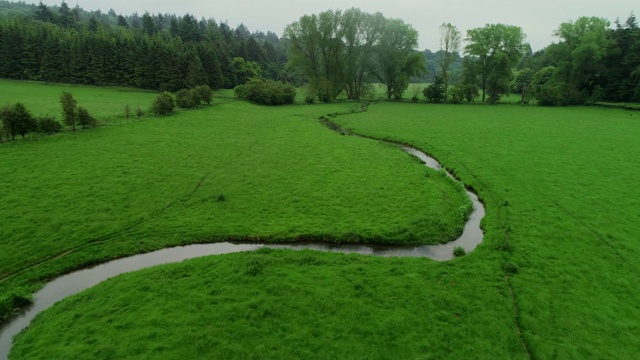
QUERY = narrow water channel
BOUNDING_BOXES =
[0,131,485,360]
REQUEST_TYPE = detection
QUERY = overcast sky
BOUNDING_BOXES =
[29,0,637,51]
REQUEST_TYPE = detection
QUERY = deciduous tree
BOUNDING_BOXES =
[464,24,527,103]
[374,18,425,99]
[0,103,37,140]
[60,91,77,131]
[285,8,425,101]
[439,23,461,100]
[511,68,534,103]
[553,17,614,103]
[151,92,175,115]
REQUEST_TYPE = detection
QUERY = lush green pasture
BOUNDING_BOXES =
[11,249,524,359]
[0,79,158,124]
[335,102,640,358]
[6,85,639,358]
[0,87,470,319]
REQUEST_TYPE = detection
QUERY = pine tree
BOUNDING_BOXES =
[186,54,208,88]
[88,17,98,32]
[58,1,74,28]
[35,2,53,23]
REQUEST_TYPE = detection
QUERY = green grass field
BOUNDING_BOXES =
[10,249,523,359]
[0,80,470,316]
[3,81,640,359]
[0,79,159,125]
[335,102,640,358]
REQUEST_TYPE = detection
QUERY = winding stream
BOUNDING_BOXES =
[0,127,485,359]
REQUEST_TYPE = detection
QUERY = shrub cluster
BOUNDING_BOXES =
[234,78,296,106]
[0,103,37,140]
[453,246,466,257]
[175,85,214,109]
[1,103,65,141]
[77,106,97,129]
[38,115,63,134]
[450,84,479,103]
[59,91,97,131]
[423,77,445,103]
[151,92,176,116]
[0,288,32,322]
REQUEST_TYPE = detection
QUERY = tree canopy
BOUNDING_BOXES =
[284,8,425,101]
[0,1,288,92]
[438,23,462,100]
[464,23,528,103]
[0,1,639,106]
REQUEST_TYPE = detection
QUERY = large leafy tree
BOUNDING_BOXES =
[374,18,425,99]
[284,10,344,101]
[552,17,614,102]
[339,9,385,100]
[284,8,424,101]
[464,24,528,102]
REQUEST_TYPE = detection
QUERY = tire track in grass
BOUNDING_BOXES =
[432,156,532,359]
[431,160,533,360]
[450,161,532,359]
[548,199,638,276]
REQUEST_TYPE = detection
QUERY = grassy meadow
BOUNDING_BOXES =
[0,80,158,125]
[3,80,639,359]
[0,81,470,314]
[336,102,640,358]
[10,249,523,359]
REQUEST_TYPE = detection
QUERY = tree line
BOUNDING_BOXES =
[0,1,286,91]
[0,1,638,105]
[516,14,640,104]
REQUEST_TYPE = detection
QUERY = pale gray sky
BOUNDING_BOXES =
[30,0,637,51]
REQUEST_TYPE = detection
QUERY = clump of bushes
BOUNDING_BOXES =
[234,78,296,106]
[450,84,478,103]
[0,102,37,140]
[536,84,562,106]
[59,91,98,130]
[151,91,176,116]
[136,106,145,119]
[423,76,445,103]
[193,85,213,105]
[175,85,214,109]
[38,115,62,134]
[1,94,94,143]
[77,106,97,129]
[453,246,466,257]
[175,89,200,109]
[0,288,33,322]
[504,262,519,275]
